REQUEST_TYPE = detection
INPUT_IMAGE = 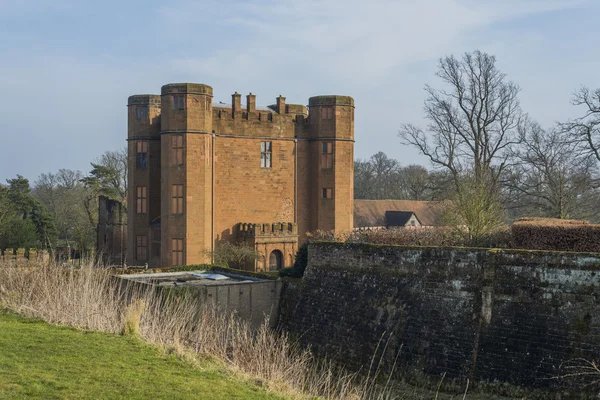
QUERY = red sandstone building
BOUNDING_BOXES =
[127,83,354,270]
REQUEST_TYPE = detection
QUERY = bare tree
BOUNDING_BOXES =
[561,86,600,162]
[507,122,600,220]
[82,147,128,226]
[399,50,524,188]
[354,159,376,199]
[399,51,524,241]
[398,165,430,200]
[34,169,96,253]
[355,154,443,201]
[354,152,402,199]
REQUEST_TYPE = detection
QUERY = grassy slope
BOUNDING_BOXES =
[0,312,281,400]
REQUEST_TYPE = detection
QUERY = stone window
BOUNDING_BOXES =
[151,228,161,258]
[136,141,148,169]
[136,235,147,261]
[321,107,333,120]
[171,135,184,165]
[136,106,148,120]
[322,188,332,199]
[173,95,185,110]
[172,238,183,265]
[260,141,272,168]
[321,142,333,169]
[171,184,184,214]
[136,186,147,213]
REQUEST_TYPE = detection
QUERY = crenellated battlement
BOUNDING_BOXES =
[237,222,298,238]
[161,83,213,96]
[128,94,161,106]
[125,82,354,269]
[308,95,354,107]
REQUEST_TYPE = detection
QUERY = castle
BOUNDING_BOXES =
[126,83,354,270]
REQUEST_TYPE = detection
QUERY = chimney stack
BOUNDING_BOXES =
[232,92,241,117]
[247,93,256,113]
[276,95,286,114]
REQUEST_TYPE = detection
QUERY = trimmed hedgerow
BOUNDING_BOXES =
[512,218,600,253]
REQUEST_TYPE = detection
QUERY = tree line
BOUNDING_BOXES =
[4,49,600,251]
[0,149,127,254]
[392,50,600,241]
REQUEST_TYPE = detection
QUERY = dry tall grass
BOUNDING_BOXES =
[0,260,396,400]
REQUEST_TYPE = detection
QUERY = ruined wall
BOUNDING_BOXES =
[0,249,49,263]
[279,242,600,391]
[97,195,126,266]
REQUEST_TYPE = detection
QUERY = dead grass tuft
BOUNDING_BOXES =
[0,260,396,399]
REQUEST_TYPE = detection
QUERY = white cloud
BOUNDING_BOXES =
[0,0,594,181]
[161,0,586,87]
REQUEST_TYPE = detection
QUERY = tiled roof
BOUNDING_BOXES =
[354,200,446,227]
[385,211,417,227]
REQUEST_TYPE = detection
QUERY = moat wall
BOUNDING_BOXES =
[278,242,600,391]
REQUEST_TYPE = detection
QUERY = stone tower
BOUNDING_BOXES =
[160,83,214,266]
[126,83,354,269]
[127,94,161,265]
[308,96,355,232]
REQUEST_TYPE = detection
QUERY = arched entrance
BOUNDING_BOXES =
[269,250,283,271]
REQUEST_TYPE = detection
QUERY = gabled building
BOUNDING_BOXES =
[384,211,422,228]
[354,199,444,229]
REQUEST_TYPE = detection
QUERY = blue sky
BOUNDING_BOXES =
[0,0,598,183]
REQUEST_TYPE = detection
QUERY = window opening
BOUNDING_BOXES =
[172,238,183,265]
[136,141,148,169]
[136,186,147,213]
[136,235,147,261]
[321,142,333,169]
[171,135,183,165]
[260,141,272,168]
[172,184,184,214]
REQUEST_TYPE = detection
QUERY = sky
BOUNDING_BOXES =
[0,0,598,183]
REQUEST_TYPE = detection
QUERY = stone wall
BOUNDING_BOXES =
[118,271,282,329]
[0,248,49,263]
[279,242,600,392]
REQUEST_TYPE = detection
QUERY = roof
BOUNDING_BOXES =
[212,101,275,112]
[119,271,264,287]
[385,211,420,227]
[354,200,445,227]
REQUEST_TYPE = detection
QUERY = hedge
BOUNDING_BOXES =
[512,217,600,252]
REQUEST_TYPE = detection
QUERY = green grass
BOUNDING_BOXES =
[0,312,282,400]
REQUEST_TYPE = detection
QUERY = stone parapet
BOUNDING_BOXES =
[237,222,298,238]
[127,94,161,106]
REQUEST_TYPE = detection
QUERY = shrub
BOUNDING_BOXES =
[203,242,259,269]
[308,226,514,249]
[512,217,600,252]
[280,242,308,278]
[309,227,464,247]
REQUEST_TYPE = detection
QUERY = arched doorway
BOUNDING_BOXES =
[269,250,283,271]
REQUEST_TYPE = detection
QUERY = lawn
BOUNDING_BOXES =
[0,312,281,399]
